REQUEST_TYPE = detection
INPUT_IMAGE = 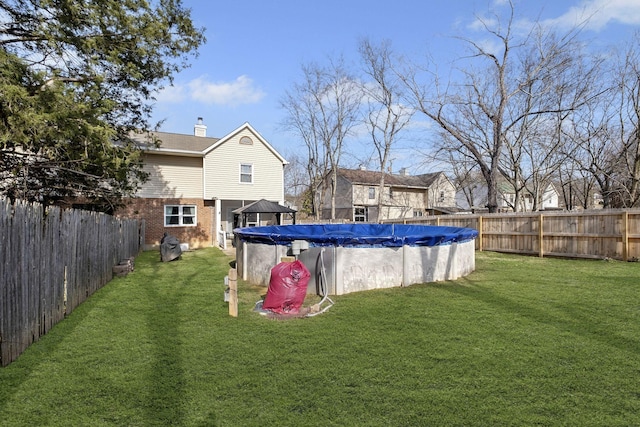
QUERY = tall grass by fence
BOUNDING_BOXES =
[386,209,640,261]
[0,199,144,367]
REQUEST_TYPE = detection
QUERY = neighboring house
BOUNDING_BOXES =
[118,119,287,249]
[556,179,604,210]
[457,180,561,212]
[496,181,560,212]
[321,167,456,222]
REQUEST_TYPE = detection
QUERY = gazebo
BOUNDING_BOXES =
[232,199,297,228]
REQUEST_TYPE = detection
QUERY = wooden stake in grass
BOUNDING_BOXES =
[228,268,238,317]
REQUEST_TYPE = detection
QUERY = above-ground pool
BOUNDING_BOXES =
[234,223,478,295]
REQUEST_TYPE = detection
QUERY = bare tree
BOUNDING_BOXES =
[280,73,324,219]
[504,47,600,212]
[400,1,592,213]
[282,151,309,212]
[609,35,640,207]
[563,91,620,208]
[562,37,640,209]
[558,141,601,210]
[280,57,361,220]
[444,144,483,210]
[359,38,414,221]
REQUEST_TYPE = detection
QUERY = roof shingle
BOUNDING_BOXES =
[232,199,296,214]
[337,168,441,189]
[132,131,220,152]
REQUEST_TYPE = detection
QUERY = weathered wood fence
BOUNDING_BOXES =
[386,209,640,261]
[0,199,144,367]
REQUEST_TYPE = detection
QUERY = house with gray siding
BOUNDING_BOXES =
[322,167,456,222]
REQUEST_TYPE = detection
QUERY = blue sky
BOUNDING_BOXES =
[151,0,640,172]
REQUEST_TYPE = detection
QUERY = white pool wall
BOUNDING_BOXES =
[236,238,476,295]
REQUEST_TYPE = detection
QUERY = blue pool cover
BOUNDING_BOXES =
[234,224,478,248]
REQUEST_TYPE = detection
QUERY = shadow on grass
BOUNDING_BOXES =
[140,258,188,426]
[441,277,640,355]
[139,248,231,426]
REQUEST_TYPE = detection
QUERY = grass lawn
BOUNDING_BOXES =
[1,248,639,426]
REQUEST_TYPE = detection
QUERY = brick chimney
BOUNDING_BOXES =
[194,117,207,137]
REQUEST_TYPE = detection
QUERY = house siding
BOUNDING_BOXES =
[335,175,354,208]
[204,129,283,202]
[352,184,376,206]
[428,175,456,207]
[118,123,286,248]
[352,184,429,220]
[386,188,429,218]
[321,169,457,221]
[387,187,429,210]
[137,154,203,198]
[319,175,356,220]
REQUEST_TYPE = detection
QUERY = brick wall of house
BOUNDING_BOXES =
[118,198,214,250]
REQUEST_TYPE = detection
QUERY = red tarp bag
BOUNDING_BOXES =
[262,260,311,314]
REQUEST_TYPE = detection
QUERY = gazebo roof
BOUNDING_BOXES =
[232,199,297,215]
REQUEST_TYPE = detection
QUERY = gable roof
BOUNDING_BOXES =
[337,168,443,189]
[232,199,297,214]
[130,122,287,164]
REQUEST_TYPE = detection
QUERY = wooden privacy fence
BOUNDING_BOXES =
[0,199,144,367]
[386,209,640,261]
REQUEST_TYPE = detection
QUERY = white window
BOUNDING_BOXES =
[439,191,445,202]
[354,206,368,222]
[368,187,376,200]
[164,205,196,226]
[413,210,424,217]
[240,164,253,183]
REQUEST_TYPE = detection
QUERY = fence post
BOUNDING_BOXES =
[228,268,238,317]
[477,215,483,252]
[538,213,544,257]
[622,211,629,261]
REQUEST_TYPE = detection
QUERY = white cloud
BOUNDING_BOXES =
[542,0,640,31]
[188,75,266,106]
[468,15,500,32]
[155,75,266,106]
[464,0,640,49]
[154,84,187,103]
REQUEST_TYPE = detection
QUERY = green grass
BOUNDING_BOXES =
[1,249,639,426]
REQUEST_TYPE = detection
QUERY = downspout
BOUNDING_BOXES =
[281,163,286,205]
